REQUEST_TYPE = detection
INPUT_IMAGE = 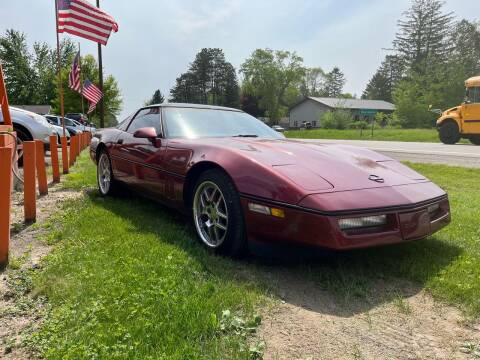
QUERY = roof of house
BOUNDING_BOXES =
[12,105,51,115]
[293,97,395,111]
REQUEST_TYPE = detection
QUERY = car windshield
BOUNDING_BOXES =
[164,107,284,139]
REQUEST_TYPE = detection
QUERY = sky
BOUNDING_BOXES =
[1,0,479,120]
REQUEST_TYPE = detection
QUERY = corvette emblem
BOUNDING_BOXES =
[369,174,385,183]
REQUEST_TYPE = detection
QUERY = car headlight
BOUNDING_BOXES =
[338,215,387,230]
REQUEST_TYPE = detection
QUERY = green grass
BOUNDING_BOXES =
[285,128,442,142]
[29,153,480,358]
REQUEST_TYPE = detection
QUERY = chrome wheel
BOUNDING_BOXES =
[193,181,229,248]
[98,153,111,194]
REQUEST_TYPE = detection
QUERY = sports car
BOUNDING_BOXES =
[90,104,451,256]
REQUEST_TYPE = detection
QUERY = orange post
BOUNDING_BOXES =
[61,136,69,174]
[23,141,36,223]
[50,135,60,183]
[35,140,48,196]
[0,147,13,269]
[69,135,76,166]
[0,63,12,127]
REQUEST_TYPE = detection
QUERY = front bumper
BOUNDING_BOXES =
[241,195,450,251]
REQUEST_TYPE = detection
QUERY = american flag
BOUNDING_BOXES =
[68,51,81,93]
[57,0,118,46]
[83,79,103,114]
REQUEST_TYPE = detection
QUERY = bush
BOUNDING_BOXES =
[320,110,354,130]
[350,120,369,130]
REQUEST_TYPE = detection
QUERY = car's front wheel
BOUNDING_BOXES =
[192,169,246,256]
[97,150,118,196]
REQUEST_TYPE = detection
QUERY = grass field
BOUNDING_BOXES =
[285,128,442,142]
[29,152,480,358]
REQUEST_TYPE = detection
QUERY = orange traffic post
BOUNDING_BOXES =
[0,146,13,269]
[77,133,81,155]
[69,135,76,166]
[35,140,48,196]
[23,141,36,223]
[50,135,60,183]
[61,136,69,174]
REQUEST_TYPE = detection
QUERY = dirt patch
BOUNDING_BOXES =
[0,184,83,358]
[256,268,480,360]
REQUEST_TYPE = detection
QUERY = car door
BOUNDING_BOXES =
[463,87,480,134]
[111,107,168,198]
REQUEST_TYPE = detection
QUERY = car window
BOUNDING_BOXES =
[127,107,161,135]
[163,107,283,139]
[117,114,133,131]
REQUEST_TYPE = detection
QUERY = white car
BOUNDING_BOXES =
[0,106,55,150]
[50,124,71,144]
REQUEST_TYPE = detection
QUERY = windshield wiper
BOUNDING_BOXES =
[232,134,258,138]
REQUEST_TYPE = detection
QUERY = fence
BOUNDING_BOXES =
[1,62,93,269]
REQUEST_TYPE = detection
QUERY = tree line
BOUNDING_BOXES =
[363,0,480,128]
[166,48,349,124]
[0,29,122,126]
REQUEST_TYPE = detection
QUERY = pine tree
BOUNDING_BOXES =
[324,67,346,97]
[169,48,239,107]
[393,0,454,76]
[145,89,165,105]
[363,55,404,102]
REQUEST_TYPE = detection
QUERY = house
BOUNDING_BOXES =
[289,97,395,128]
[12,105,52,115]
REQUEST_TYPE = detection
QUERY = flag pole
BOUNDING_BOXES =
[96,0,105,128]
[78,42,85,118]
[54,0,66,137]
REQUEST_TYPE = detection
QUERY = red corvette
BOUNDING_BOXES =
[90,104,451,256]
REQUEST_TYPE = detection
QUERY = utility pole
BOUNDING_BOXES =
[96,0,105,128]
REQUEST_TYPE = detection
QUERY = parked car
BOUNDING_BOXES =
[90,103,450,256]
[65,112,88,123]
[45,115,84,136]
[72,119,96,133]
[50,124,71,144]
[272,125,285,133]
[0,106,55,150]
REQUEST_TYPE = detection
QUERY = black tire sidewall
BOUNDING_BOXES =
[439,122,460,144]
[192,169,246,256]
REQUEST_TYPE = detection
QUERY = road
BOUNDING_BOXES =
[295,139,480,168]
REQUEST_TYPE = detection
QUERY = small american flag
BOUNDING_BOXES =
[83,79,103,114]
[68,51,81,93]
[57,0,118,46]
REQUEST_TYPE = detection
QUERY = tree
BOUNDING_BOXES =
[363,55,404,102]
[240,49,305,123]
[145,89,165,105]
[393,0,454,76]
[0,29,36,104]
[52,54,122,127]
[324,67,346,97]
[169,48,239,108]
[300,67,327,97]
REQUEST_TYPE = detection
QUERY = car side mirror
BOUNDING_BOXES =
[133,127,161,147]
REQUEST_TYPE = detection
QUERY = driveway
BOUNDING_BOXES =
[295,139,480,168]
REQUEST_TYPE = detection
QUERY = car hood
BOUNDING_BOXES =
[195,138,429,193]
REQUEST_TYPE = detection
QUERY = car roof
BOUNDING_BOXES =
[145,103,243,112]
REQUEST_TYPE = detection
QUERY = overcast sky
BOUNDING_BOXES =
[1,0,479,119]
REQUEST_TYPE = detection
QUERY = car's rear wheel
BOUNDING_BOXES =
[469,135,480,146]
[439,121,461,144]
[192,169,246,256]
[97,150,119,196]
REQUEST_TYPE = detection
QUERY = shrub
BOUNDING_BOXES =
[350,120,369,130]
[320,110,354,130]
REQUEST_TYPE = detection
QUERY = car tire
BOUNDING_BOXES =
[469,136,480,146]
[192,169,246,257]
[13,126,32,166]
[97,150,119,196]
[439,121,461,144]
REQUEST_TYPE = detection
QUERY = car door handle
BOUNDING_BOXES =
[117,139,124,144]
